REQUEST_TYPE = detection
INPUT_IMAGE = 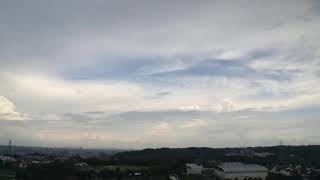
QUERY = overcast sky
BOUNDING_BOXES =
[0,0,320,149]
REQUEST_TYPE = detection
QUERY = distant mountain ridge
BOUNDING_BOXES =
[114,145,320,168]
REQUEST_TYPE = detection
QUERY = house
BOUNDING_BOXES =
[169,174,180,180]
[185,163,204,175]
[74,162,89,167]
[215,162,268,180]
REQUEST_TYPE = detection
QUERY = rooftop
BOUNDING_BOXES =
[218,162,268,173]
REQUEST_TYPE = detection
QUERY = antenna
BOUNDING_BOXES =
[8,139,12,155]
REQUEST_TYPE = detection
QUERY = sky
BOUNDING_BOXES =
[0,0,320,149]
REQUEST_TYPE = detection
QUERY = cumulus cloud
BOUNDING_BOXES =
[0,96,26,121]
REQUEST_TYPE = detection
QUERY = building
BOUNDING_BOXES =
[74,162,89,167]
[215,162,268,180]
[254,152,275,158]
[185,163,204,175]
[169,174,180,180]
[0,156,16,164]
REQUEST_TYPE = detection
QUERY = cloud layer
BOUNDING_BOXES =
[0,0,319,148]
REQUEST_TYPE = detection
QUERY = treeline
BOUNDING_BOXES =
[114,145,320,168]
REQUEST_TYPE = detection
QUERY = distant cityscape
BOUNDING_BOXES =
[1,141,320,180]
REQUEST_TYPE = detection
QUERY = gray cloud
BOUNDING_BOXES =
[1,107,320,148]
[0,0,319,148]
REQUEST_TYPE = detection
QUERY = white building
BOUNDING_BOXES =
[169,174,180,180]
[74,162,89,167]
[185,163,204,175]
[215,162,268,180]
[0,156,16,164]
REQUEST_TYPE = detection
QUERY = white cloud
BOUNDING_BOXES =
[217,50,248,60]
[2,70,320,117]
[179,105,201,111]
[149,122,170,136]
[0,96,26,120]
[181,119,207,129]
[4,73,146,113]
